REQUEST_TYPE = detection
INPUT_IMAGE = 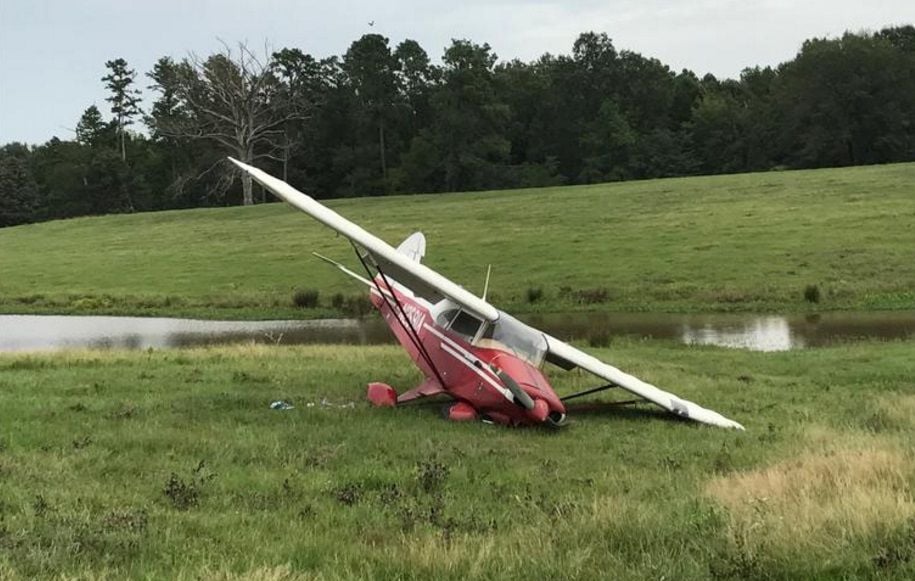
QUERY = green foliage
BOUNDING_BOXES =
[526,286,544,303]
[775,30,915,167]
[804,284,822,304]
[102,58,142,161]
[291,288,320,309]
[407,39,512,193]
[75,105,112,147]
[2,27,914,228]
[0,145,40,227]
[162,461,216,510]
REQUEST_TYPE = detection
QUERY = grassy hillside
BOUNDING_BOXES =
[1,163,913,318]
[0,340,913,578]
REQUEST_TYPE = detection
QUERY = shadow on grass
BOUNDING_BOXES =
[395,396,688,429]
[565,401,690,424]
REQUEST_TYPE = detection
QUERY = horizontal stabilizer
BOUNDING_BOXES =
[312,253,373,287]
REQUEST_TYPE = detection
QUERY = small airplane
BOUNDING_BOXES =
[229,158,744,430]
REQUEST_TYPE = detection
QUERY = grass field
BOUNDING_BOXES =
[1,163,913,319]
[0,339,913,579]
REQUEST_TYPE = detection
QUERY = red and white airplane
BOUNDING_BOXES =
[230,158,744,430]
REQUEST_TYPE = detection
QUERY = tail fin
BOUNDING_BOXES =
[396,232,426,263]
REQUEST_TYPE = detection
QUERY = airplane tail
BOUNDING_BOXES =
[396,232,426,263]
[312,230,425,285]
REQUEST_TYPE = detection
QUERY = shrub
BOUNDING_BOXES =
[292,288,320,309]
[330,292,346,310]
[343,295,373,317]
[526,286,543,303]
[803,284,821,304]
[587,331,611,347]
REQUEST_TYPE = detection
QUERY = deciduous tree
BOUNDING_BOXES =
[148,43,307,205]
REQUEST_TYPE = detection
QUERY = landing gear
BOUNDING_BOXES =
[442,401,478,422]
[546,411,567,429]
[366,382,397,407]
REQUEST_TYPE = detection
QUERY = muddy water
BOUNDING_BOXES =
[1,312,913,353]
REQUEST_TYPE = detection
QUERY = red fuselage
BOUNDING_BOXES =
[369,280,566,426]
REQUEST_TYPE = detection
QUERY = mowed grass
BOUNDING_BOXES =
[0,340,914,579]
[1,163,913,318]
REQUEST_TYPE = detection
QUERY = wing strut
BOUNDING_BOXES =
[560,382,619,402]
[352,243,449,391]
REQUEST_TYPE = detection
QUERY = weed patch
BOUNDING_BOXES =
[416,458,449,494]
[102,508,148,534]
[332,482,363,506]
[163,461,216,510]
[563,286,611,305]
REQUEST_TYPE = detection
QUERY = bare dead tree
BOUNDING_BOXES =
[151,42,308,205]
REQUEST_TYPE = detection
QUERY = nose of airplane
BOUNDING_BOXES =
[528,398,549,423]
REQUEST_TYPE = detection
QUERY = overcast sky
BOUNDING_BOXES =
[1,0,912,144]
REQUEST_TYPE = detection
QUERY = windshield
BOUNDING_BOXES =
[476,312,547,366]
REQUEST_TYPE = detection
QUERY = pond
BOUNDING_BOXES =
[1,311,913,353]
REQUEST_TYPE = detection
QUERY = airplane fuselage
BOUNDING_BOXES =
[367,278,567,426]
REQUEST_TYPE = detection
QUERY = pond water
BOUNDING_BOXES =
[1,311,913,353]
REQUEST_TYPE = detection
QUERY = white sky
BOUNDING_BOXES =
[1,0,912,144]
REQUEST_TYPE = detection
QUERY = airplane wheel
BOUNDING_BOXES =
[443,402,478,422]
[545,411,567,429]
[367,382,397,407]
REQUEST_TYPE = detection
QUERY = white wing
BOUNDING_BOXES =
[545,334,745,429]
[229,158,497,322]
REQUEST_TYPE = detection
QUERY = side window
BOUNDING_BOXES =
[436,308,460,328]
[450,310,483,340]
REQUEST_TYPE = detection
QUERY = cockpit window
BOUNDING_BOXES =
[476,313,547,366]
[435,308,460,328]
[434,305,484,341]
[450,311,483,339]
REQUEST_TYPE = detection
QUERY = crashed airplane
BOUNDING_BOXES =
[230,158,743,430]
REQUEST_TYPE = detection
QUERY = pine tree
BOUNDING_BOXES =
[75,105,110,147]
[0,149,40,227]
[102,58,142,161]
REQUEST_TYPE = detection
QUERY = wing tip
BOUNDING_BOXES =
[227,157,255,174]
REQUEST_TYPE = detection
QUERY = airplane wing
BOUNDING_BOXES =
[231,158,743,430]
[544,334,745,429]
[228,158,498,322]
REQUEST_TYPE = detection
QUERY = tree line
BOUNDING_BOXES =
[1,26,913,228]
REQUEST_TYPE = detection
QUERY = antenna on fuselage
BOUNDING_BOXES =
[482,264,492,301]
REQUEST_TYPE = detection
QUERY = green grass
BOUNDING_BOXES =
[0,340,913,579]
[1,163,914,319]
